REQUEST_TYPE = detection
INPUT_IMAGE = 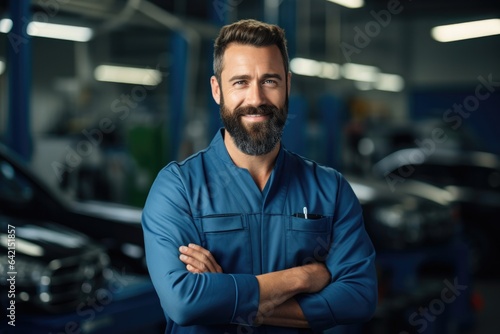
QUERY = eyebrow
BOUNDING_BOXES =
[228,73,283,82]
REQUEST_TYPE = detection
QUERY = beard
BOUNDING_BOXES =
[220,96,288,156]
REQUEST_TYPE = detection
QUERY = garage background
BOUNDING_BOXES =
[0,0,499,333]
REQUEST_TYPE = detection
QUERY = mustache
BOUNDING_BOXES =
[235,104,278,117]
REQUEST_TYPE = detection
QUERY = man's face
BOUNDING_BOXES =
[211,43,290,156]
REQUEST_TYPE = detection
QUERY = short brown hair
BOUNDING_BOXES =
[213,19,289,82]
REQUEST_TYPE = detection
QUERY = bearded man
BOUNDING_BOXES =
[142,19,377,334]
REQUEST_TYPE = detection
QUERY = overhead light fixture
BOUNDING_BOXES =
[290,58,322,77]
[0,19,12,33]
[0,19,93,42]
[353,73,404,92]
[326,0,364,9]
[431,18,500,42]
[341,63,379,82]
[290,57,340,80]
[94,65,162,86]
[319,63,341,80]
[375,73,405,92]
[28,21,93,42]
[290,57,404,92]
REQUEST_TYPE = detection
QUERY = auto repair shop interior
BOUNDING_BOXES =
[0,0,499,333]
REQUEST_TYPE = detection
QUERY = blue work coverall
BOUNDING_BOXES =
[142,129,377,333]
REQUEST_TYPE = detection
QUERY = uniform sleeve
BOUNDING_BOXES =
[141,166,260,326]
[296,173,378,333]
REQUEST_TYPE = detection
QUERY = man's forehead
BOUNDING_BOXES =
[221,44,285,77]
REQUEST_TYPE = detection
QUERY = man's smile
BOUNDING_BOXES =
[241,114,270,122]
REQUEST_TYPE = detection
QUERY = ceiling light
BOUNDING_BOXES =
[431,18,500,42]
[290,58,340,80]
[326,0,364,9]
[27,21,93,42]
[318,62,341,80]
[342,63,379,82]
[0,19,12,33]
[94,65,162,86]
[290,58,322,77]
[290,58,403,91]
[0,19,92,42]
[353,72,405,92]
[375,73,405,92]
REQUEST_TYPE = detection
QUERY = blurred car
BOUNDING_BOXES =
[0,216,109,314]
[0,142,147,275]
[352,120,500,276]
[0,142,164,332]
[343,174,476,333]
[345,174,458,251]
[372,147,500,276]
[344,119,488,169]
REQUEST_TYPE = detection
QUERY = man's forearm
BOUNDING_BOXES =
[255,267,308,312]
[179,244,331,328]
[256,298,309,328]
[255,263,330,327]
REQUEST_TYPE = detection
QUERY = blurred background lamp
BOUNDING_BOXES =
[290,57,323,77]
[431,18,500,42]
[94,65,162,86]
[290,58,340,80]
[27,21,93,42]
[0,18,12,33]
[0,19,93,42]
[342,63,379,82]
[326,0,364,9]
[319,62,341,79]
[375,73,405,92]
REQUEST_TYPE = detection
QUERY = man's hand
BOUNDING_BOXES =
[179,243,223,273]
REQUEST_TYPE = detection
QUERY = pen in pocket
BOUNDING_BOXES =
[292,207,325,219]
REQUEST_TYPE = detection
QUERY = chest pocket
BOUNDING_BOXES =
[200,215,253,274]
[286,216,332,267]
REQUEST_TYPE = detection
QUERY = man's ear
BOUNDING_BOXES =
[210,76,221,105]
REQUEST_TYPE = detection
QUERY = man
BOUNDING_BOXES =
[142,19,377,333]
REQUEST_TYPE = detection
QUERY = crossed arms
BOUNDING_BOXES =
[142,167,377,332]
[179,243,331,328]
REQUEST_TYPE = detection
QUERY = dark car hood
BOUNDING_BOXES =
[0,216,98,262]
[371,148,500,206]
[70,200,142,225]
[345,174,454,207]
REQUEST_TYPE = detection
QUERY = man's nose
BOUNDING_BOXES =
[246,83,266,106]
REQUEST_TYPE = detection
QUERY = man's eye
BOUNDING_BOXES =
[264,80,278,86]
[234,81,246,86]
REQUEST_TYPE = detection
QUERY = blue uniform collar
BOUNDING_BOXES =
[210,128,286,195]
